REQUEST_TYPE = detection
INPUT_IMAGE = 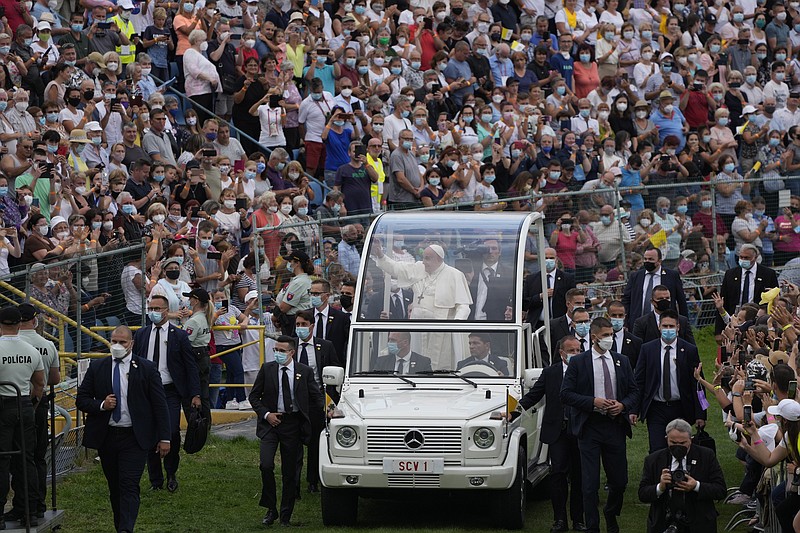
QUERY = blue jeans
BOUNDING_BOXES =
[218,347,245,402]
[209,363,223,409]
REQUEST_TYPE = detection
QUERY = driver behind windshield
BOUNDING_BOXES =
[375,332,433,374]
[457,332,509,376]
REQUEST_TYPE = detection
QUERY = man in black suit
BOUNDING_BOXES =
[542,288,588,365]
[623,248,687,331]
[715,243,779,335]
[633,286,696,345]
[517,337,585,532]
[638,419,726,533]
[631,310,706,453]
[311,279,351,361]
[366,281,413,320]
[292,310,340,494]
[132,295,201,493]
[249,336,324,527]
[374,331,433,373]
[561,317,639,533]
[607,300,643,370]
[523,247,577,329]
[76,326,171,533]
[457,332,510,376]
[468,237,514,321]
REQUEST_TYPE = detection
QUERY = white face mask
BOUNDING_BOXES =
[280,204,292,214]
[223,199,236,209]
[56,231,69,240]
[141,67,151,77]
[37,225,49,236]
[187,117,197,126]
[152,214,165,224]
[106,62,119,71]
[110,343,128,359]
[103,221,114,231]
[200,42,209,52]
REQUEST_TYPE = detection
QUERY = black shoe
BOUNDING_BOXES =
[308,483,319,493]
[150,483,163,491]
[550,520,568,532]
[280,520,297,527]
[573,522,588,532]
[262,509,279,526]
[167,477,178,493]
[604,513,619,533]
[3,510,23,522]
[0,517,5,530]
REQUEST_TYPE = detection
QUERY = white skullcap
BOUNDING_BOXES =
[245,290,259,302]
[49,216,67,229]
[428,244,445,259]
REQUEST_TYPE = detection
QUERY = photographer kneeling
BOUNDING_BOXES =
[639,419,726,533]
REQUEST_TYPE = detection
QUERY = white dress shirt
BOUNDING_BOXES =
[739,264,757,304]
[475,262,498,320]
[654,455,702,496]
[613,329,625,353]
[297,337,319,385]
[276,359,297,414]
[148,323,173,385]
[655,340,680,402]
[314,305,330,339]
[107,354,132,427]
[393,353,412,374]
[592,347,617,400]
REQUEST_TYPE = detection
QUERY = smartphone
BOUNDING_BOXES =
[190,206,200,218]
[202,149,216,157]
[131,94,143,107]
[791,381,798,400]
[317,48,329,57]
[543,115,551,123]
[31,198,39,207]
[743,404,752,424]
[221,299,229,310]
[110,98,120,108]
[207,251,222,260]
[424,17,433,30]
[234,160,245,173]
[235,198,247,211]
[101,171,109,188]
[774,338,782,351]
[97,21,111,29]
[351,101,361,111]
[269,94,282,108]
[355,144,367,158]
[113,230,121,239]
[780,189,792,209]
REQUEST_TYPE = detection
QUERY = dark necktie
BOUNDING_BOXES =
[316,312,324,339]
[281,367,292,413]
[612,335,618,354]
[601,354,614,400]
[299,342,309,365]
[741,270,751,306]
[547,274,553,315]
[112,359,122,422]
[580,338,586,352]
[663,345,673,401]
[395,358,405,374]
[152,326,161,366]
[644,272,654,313]
[391,294,403,319]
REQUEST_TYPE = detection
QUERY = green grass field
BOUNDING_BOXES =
[58,327,748,532]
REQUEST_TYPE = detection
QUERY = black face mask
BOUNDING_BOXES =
[643,261,657,272]
[668,444,688,461]
[67,97,81,107]
[490,32,501,42]
[451,7,463,14]
[379,93,390,102]
[339,294,353,309]
[654,299,671,312]
[765,105,776,114]
[82,90,95,101]
[165,269,180,280]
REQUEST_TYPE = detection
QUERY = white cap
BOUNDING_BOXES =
[659,52,673,61]
[245,290,259,303]
[49,215,67,229]
[767,398,800,421]
[118,0,135,9]
[428,244,445,259]
[742,105,757,115]
[36,21,52,31]
[85,121,102,132]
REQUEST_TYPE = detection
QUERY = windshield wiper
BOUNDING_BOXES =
[353,370,416,387]
[416,370,477,388]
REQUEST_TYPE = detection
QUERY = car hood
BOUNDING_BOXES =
[341,385,509,420]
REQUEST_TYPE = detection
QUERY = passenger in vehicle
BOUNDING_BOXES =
[467,237,515,321]
[374,332,433,374]
[456,332,509,376]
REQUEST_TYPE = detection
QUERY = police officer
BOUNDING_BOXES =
[0,306,45,529]
[183,288,212,416]
[11,304,60,521]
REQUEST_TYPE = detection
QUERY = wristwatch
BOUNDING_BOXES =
[732,392,743,397]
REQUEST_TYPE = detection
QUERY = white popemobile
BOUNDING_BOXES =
[319,212,553,529]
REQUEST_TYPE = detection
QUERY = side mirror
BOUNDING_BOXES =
[322,366,344,386]
[523,369,538,389]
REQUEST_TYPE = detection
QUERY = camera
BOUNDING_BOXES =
[744,379,755,391]
[663,509,688,533]
[670,468,686,486]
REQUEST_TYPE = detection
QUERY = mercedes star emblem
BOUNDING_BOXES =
[404,429,425,449]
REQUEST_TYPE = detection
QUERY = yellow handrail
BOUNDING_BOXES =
[0,280,110,347]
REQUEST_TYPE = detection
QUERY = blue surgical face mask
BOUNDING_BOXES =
[610,317,625,332]
[723,162,735,173]
[770,137,781,147]
[676,205,688,214]
[358,66,369,74]
[46,113,59,123]
[310,295,323,308]
[661,328,677,342]
[387,341,400,355]
[122,204,135,215]
[556,86,566,95]
[147,310,163,323]
[574,322,590,337]
[199,238,212,249]
[0,186,6,197]
[566,353,577,363]
[153,173,165,182]
[174,256,184,266]
[295,326,310,339]
[256,162,266,173]
[739,259,752,269]
[214,301,222,310]
[483,174,495,184]
[286,261,294,272]
[402,141,413,150]
[274,351,289,364]
[91,221,102,230]
[245,170,256,180]
[545,258,556,272]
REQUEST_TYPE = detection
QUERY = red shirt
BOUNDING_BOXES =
[0,0,29,36]
[418,30,436,71]
[683,91,710,129]
[692,209,727,240]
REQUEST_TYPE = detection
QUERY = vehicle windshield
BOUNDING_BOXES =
[348,329,519,379]
[358,213,529,323]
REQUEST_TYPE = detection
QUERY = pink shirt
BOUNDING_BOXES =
[554,230,580,270]
[774,214,800,253]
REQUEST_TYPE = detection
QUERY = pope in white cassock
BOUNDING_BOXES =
[371,240,473,369]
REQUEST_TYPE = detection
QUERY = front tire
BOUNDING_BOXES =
[321,485,358,526]
[495,448,527,530]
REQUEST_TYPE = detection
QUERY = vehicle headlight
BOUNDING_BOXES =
[473,427,495,449]
[336,426,358,447]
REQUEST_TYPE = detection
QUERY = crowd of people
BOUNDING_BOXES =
[0,0,799,530]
